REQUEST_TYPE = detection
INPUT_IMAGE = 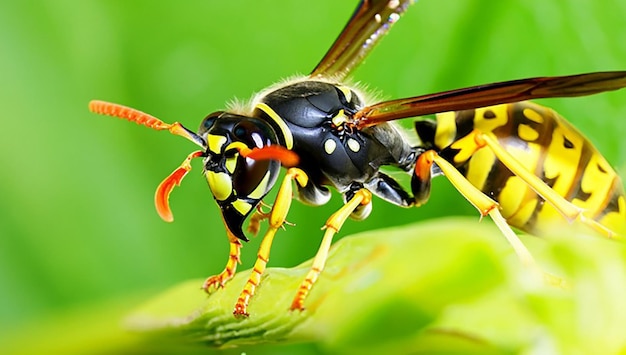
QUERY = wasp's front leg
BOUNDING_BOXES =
[233,168,309,317]
[202,239,242,291]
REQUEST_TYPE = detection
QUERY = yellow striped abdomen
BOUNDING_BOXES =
[434,102,626,235]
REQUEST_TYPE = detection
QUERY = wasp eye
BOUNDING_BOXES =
[234,125,247,138]
[232,121,273,148]
[198,111,222,135]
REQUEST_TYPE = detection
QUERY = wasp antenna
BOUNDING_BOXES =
[89,100,169,130]
[88,100,206,148]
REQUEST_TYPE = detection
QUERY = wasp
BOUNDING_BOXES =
[89,0,626,317]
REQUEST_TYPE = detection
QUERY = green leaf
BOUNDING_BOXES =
[126,218,509,353]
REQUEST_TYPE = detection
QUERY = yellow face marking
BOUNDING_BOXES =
[331,109,348,127]
[434,111,457,149]
[225,156,238,174]
[518,124,539,142]
[206,171,232,201]
[208,134,227,154]
[347,138,361,153]
[248,171,271,199]
[336,86,352,103]
[255,102,294,149]
[232,199,253,215]
[225,141,249,153]
[324,139,337,155]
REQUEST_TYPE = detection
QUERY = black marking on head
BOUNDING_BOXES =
[597,162,608,174]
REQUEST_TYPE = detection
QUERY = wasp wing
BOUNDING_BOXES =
[310,0,414,80]
[354,71,626,128]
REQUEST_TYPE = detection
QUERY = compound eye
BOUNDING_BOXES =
[233,157,272,197]
[232,120,273,148]
[198,111,223,136]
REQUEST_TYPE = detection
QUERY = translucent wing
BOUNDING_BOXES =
[354,71,626,128]
[310,0,414,80]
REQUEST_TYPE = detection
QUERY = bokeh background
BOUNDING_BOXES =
[1,0,625,352]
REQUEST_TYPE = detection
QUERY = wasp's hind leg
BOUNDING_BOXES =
[290,185,372,311]
[412,149,541,273]
[470,130,622,239]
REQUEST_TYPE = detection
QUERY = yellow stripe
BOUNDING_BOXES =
[255,102,294,149]
[208,134,227,154]
[225,156,238,174]
[434,111,457,149]
[232,199,253,215]
[336,85,352,103]
[465,147,495,191]
[206,171,232,201]
[248,171,271,199]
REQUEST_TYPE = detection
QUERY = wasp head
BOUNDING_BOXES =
[198,112,281,241]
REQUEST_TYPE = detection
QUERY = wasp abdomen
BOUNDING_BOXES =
[431,102,626,235]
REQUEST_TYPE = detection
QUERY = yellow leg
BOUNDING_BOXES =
[202,240,242,291]
[475,131,620,239]
[290,189,372,311]
[427,151,539,270]
[247,205,270,236]
[233,168,308,317]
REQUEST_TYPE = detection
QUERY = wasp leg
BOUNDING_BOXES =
[414,150,539,271]
[290,187,372,311]
[233,168,308,317]
[296,181,331,207]
[468,130,620,239]
[366,172,414,208]
[202,239,242,291]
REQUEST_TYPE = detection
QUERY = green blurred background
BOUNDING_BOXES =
[1,0,625,351]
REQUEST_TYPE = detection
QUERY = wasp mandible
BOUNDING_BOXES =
[90,0,626,317]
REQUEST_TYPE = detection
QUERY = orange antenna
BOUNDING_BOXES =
[88,100,206,148]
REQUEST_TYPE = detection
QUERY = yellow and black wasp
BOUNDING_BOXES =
[89,0,626,316]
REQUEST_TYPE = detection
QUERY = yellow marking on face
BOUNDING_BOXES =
[206,171,232,201]
[208,134,227,154]
[232,199,253,215]
[248,171,271,199]
[523,107,545,124]
[255,102,294,149]
[434,111,457,149]
[331,109,348,126]
[347,138,361,153]
[518,124,539,142]
[324,139,337,155]
[336,86,352,103]
[225,156,238,174]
